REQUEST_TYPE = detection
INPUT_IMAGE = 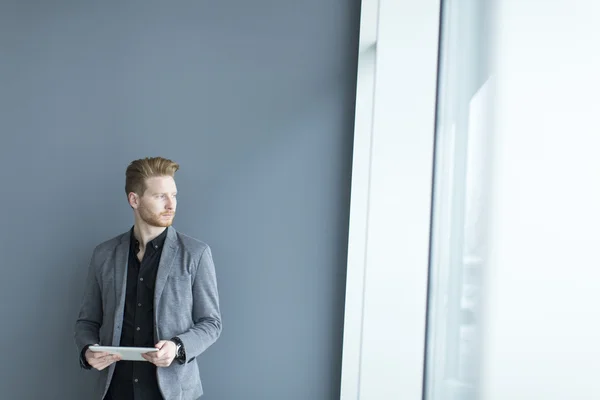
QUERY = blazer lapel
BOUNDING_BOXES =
[154,226,179,313]
[112,232,130,345]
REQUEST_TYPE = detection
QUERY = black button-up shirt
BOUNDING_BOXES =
[107,227,168,400]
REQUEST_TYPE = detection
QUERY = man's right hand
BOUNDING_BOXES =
[85,345,122,371]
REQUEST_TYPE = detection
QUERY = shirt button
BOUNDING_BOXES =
[138,303,142,307]
[136,327,141,331]
[154,245,158,249]
[139,278,144,281]
[134,378,138,383]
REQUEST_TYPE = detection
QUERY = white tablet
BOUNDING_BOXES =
[89,346,158,362]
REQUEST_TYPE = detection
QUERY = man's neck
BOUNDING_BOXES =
[133,222,167,250]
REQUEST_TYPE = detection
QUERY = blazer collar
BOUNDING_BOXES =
[155,227,179,309]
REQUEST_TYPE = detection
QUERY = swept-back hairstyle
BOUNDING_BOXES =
[125,157,179,196]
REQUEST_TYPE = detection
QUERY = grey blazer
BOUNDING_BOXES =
[74,226,222,400]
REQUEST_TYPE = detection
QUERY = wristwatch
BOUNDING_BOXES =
[171,336,186,364]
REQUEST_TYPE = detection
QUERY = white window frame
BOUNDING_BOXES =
[340,0,442,398]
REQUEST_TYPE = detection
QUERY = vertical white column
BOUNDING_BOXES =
[341,0,442,398]
[339,0,378,396]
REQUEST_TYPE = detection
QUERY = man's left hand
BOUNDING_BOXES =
[142,340,177,367]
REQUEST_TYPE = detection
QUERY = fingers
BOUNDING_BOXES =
[143,352,169,366]
[150,357,172,368]
[89,351,109,359]
[85,345,121,371]
[154,340,168,359]
[85,348,110,371]
[142,350,159,361]
[142,341,174,368]
[89,354,120,371]
[144,340,168,361]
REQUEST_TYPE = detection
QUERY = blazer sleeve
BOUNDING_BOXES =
[73,247,103,367]
[177,245,222,362]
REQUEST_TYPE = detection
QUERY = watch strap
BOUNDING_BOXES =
[170,336,186,364]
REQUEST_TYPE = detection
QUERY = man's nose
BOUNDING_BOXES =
[166,197,175,209]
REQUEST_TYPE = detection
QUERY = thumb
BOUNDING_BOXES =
[155,340,168,349]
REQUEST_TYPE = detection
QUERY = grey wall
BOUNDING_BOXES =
[0,1,360,399]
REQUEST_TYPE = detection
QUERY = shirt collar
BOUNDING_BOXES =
[130,226,168,251]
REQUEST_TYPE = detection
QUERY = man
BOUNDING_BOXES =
[74,157,222,400]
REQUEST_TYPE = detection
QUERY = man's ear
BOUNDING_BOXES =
[128,192,139,209]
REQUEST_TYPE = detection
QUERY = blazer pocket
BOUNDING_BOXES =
[167,273,192,284]
[177,361,199,390]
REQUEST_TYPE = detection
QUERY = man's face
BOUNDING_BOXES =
[134,176,178,228]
